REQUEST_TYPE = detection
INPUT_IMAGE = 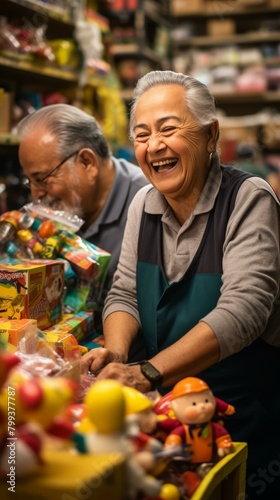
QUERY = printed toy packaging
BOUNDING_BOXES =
[0,318,37,347]
[44,312,94,342]
[0,208,111,320]
[0,259,64,329]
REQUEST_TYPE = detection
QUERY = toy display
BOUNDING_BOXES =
[0,318,37,348]
[0,350,77,478]
[0,205,111,334]
[0,339,242,500]
[0,206,110,287]
[76,379,163,499]
[72,379,194,500]
[71,378,236,499]
[0,259,65,329]
[0,16,55,62]
[44,312,94,343]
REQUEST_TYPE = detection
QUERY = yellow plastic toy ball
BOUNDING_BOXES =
[160,482,181,500]
[84,379,125,434]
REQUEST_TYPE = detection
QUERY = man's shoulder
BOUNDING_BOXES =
[115,157,148,186]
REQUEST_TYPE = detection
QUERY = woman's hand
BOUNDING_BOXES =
[96,362,152,393]
[81,347,125,375]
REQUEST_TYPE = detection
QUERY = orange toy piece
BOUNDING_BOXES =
[38,220,57,239]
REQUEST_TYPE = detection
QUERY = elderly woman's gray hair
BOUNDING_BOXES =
[129,70,217,139]
[17,103,111,159]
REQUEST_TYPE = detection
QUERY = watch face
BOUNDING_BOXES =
[140,362,163,389]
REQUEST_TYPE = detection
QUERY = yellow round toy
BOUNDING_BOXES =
[84,379,125,434]
[160,482,181,500]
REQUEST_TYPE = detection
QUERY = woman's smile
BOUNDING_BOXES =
[151,157,178,173]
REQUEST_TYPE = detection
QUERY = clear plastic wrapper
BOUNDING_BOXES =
[21,200,84,233]
[15,329,79,379]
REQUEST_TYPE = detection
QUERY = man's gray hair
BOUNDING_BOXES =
[129,70,217,139]
[17,104,111,159]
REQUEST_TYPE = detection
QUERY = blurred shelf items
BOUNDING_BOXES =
[169,0,280,192]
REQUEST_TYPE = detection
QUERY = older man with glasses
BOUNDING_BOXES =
[17,103,149,339]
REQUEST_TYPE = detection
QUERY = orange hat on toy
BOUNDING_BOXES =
[172,377,210,400]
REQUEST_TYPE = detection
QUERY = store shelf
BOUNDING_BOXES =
[172,5,280,18]
[213,90,280,103]
[0,54,79,82]
[0,0,122,210]
[2,0,73,24]
[110,43,169,67]
[0,133,19,145]
[110,43,139,56]
[205,56,280,69]
[0,54,107,88]
[173,31,280,48]
[103,0,171,99]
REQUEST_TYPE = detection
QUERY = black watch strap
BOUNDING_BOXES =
[139,361,163,390]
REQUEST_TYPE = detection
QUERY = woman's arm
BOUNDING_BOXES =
[95,319,220,391]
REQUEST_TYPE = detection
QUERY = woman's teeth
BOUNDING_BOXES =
[152,159,177,172]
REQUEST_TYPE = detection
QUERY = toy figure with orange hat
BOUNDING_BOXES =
[164,377,234,464]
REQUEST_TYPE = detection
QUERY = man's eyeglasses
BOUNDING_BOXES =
[22,150,79,190]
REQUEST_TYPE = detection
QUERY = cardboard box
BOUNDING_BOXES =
[171,0,203,16]
[0,259,64,329]
[207,19,235,37]
[43,331,85,360]
[0,318,37,346]
[44,311,94,342]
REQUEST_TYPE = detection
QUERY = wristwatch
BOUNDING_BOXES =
[139,361,163,390]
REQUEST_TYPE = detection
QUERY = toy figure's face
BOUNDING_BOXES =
[172,389,216,425]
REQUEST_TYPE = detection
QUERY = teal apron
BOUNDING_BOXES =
[136,166,280,499]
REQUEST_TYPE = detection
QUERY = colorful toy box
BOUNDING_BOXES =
[44,312,94,342]
[0,318,37,347]
[0,259,64,330]
[42,331,86,360]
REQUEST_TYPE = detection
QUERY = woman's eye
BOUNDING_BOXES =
[135,133,149,140]
[162,126,176,133]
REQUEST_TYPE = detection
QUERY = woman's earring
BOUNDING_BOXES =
[210,149,216,162]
